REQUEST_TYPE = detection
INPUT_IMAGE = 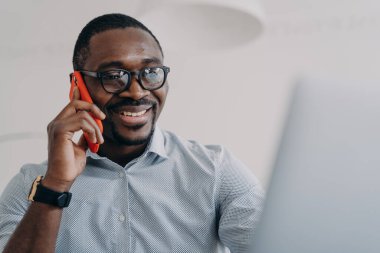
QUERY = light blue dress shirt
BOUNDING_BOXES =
[0,128,264,253]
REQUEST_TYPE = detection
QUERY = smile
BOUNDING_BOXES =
[119,109,147,117]
[114,107,153,127]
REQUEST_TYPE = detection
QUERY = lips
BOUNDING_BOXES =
[111,105,153,126]
[112,105,152,114]
[120,110,147,117]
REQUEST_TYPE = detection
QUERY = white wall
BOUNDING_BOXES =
[1,0,380,193]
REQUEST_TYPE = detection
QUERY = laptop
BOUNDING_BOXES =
[250,78,380,253]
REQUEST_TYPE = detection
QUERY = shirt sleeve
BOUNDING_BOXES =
[217,148,265,253]
[0,169,30,252]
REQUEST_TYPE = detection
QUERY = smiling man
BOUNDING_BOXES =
[0,14,264,253]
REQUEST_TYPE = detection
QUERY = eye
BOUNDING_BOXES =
[102,70,125,80]
[142,67,163,82]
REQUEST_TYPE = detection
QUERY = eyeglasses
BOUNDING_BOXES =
[80,66,170,93]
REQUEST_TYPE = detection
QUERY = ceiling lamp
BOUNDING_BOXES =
[139,0,265,51]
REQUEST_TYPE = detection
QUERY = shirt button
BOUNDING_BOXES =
[119,171,124,178]
[118,214,125,222]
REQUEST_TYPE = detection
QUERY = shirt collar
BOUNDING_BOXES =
[146,126,168,159]
[86,126,168,160]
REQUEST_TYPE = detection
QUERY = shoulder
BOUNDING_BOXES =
[0,162,48,215]
[161,129,259,185]
[161,129,224,166]
[19,162,48,181]
[9,162,49,194]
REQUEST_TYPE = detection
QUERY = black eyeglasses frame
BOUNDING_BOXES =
[79,66,170,93]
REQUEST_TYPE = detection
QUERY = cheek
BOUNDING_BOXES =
[155,89,168,109]
[158,84,169,103]
[153,88,168,119]
[95,97,112,114]
[86,84,112,111]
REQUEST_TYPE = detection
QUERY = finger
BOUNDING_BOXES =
[76,111,104,144]
[72,86,81,101]
[74,117,98,144]
[55,100,106,121]
[52,114,101,144]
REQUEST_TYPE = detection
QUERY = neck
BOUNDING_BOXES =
[97,141,148,167]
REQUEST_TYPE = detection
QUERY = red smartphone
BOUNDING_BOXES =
[69,71,103,153]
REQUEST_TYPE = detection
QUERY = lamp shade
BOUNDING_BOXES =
[139,0,265,51]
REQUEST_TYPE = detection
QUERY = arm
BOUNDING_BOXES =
[3,201,64,253]
[218,186,264,253]
[217,149,265,253]
[1,87,105,253]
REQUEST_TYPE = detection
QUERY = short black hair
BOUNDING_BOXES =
[72,13,163,70]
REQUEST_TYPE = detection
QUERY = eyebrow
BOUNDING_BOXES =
[97,61,124,70]
[141,57,162,65]
[97,57,163,71]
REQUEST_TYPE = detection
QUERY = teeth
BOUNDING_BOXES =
[121,109,147,117]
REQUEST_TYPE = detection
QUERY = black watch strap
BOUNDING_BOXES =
[28,176,72,208]
[34,183,72,208]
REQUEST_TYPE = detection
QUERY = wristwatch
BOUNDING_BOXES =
[28,176,72,208]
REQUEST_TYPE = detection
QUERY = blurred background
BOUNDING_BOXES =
[0,0,379,193]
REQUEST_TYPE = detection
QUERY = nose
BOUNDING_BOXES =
[118,75,150,100]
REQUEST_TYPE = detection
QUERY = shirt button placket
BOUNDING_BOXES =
[116,169,129,252]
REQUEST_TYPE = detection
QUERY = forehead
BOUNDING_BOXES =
[85,28,163,70]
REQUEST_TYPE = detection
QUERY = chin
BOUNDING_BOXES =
[112,121,155,146]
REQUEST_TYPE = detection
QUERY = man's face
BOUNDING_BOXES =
[82,28,168,146]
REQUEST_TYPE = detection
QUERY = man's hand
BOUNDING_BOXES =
[2,86,106,253]
[43,87,105,191]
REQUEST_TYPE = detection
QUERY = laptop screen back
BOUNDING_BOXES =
[251,79,380,253]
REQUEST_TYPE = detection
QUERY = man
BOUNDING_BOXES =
[0,14,264,253]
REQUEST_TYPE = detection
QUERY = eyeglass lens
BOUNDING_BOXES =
[102,70,129,93]
[141,67,165,89]
[102,67,166,93]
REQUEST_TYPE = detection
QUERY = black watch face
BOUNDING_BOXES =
[57,193,71,207]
